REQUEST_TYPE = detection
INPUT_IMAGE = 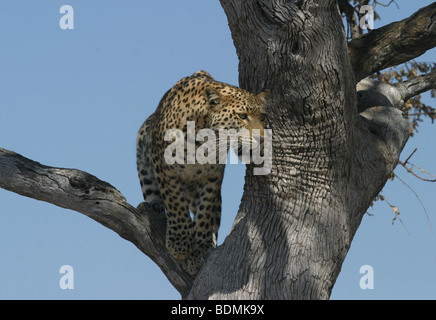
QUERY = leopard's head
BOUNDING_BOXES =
[206,86,270,158]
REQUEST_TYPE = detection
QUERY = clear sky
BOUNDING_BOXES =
[0,1,435,300]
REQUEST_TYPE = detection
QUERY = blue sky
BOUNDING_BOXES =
[0,1,435,299]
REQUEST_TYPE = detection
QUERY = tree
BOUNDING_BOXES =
[1,1,435,299]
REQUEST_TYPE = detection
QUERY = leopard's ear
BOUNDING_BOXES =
[205,87,221,107]
[257,91,271,105]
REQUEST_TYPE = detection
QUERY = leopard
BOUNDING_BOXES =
[136,70,270,266]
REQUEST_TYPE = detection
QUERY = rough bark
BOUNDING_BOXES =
[1,1,435,300]
[0,148,194,298]
[187,0,413,299]
[394,70,436,102]
[349,2,436,82]
[338,0,360,40]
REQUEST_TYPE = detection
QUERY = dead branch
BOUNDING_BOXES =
[349,2,436,82]
[394,70,436,102]
[0,147,194,298]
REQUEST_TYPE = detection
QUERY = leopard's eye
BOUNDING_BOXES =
[260,114,267,121]
[238,113,248,120]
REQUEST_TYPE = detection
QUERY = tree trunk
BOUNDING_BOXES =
[1,1,434,300]
[187,0,409,299]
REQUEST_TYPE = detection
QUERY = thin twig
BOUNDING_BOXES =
[394,174,433,230]
[410,162,436,179]
[379,194,410,235]
[408,112,436,116]
[399,161,436,182]
[374,0,399,9]
[403,148,418,165]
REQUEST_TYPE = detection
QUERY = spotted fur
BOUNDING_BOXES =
[136,71,269,263]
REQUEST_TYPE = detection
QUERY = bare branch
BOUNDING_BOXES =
[349,2,436,82]
[394,69,436,102]
[0,147,194,298]
[374,0,399,9]
[402,147,418,165]
[399,160,436,183]
[408,112,436,116]
[409,162,436,179]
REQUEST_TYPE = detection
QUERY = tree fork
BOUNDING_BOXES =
[187,0,411,299]
[1,0,435,300]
